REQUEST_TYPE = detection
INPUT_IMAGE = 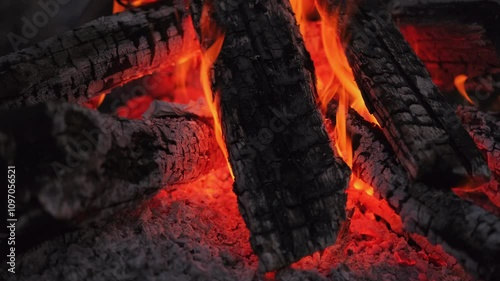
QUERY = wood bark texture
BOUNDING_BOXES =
[396,1,500,92]
[190,0,351,272]
[461,73,500,112]
[1,169,474,281]
[326,101,500,281]
[0,1,198,110]
[318,0,490,187]
[0,102,224,255]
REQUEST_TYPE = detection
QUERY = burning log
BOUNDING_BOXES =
[317,0,490,187]
[457,106,500,208]
[326,101,500,281]
[0,1,198,110]
[0,102,225,254]
[190,0,351,271]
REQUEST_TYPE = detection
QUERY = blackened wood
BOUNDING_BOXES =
[398,23,499,94]
[0,1,198,110]
[0,102,225,255]
[190,0,351,272]
[327,101,500,281]
[457,106,500,208]
[318,0,490,187]
[349,189,459,269]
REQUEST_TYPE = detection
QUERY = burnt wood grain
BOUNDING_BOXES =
[190,0,351,271]
[0,1,197,110]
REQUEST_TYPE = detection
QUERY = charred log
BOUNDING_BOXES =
[190,0,351,272]
[0,1,198,110]
[0,102,224,255]
[457,106,500,209]
[317,0,490,187]
[327,102,500,281]
[395,1,500,59]
[349,189,460,270]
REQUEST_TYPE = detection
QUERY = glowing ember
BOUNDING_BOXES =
[290,0,376,196]
[82,93,106,109]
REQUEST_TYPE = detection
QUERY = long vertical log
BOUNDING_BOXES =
[326,102,500,281]
[317,0,490,187]
[0,1,198,110]
[0,102,224,255]
[190,0,351,272]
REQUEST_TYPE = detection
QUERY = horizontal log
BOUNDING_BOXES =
[317,0,490,187]
[190,0,350,272]
[0,1,198,110]
[349,189,460,270]
[0,102,225,255]
[457,106,500,208]
[327,101,500,281]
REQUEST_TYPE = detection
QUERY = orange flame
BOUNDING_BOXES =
[317,7,377,123]
[172,25,202,103]
[291,0,376,196]
[454,74,475,105]
[113,0,232,177]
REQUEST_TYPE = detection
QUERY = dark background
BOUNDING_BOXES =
[0,0,113,56]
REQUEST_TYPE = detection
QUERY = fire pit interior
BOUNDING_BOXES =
[0,0,499,280]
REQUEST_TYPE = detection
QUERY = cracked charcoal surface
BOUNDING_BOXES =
[189,0,351,271]
[0,168,474,281]
[0,102,224,255]
[0,1,198,110]
[326,0,490,186]
[327,101,500,281]
[396,2,500,93]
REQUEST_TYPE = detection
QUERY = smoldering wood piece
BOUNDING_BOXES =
[327,102,500,281]
[404,21,500,97]
[190,0,351,272]
[0,1,198,110]
[317,0,490,187]
[349,189,459,269]
[457,106,500,208]
[395,1,500,93]
[0,102,225,255]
